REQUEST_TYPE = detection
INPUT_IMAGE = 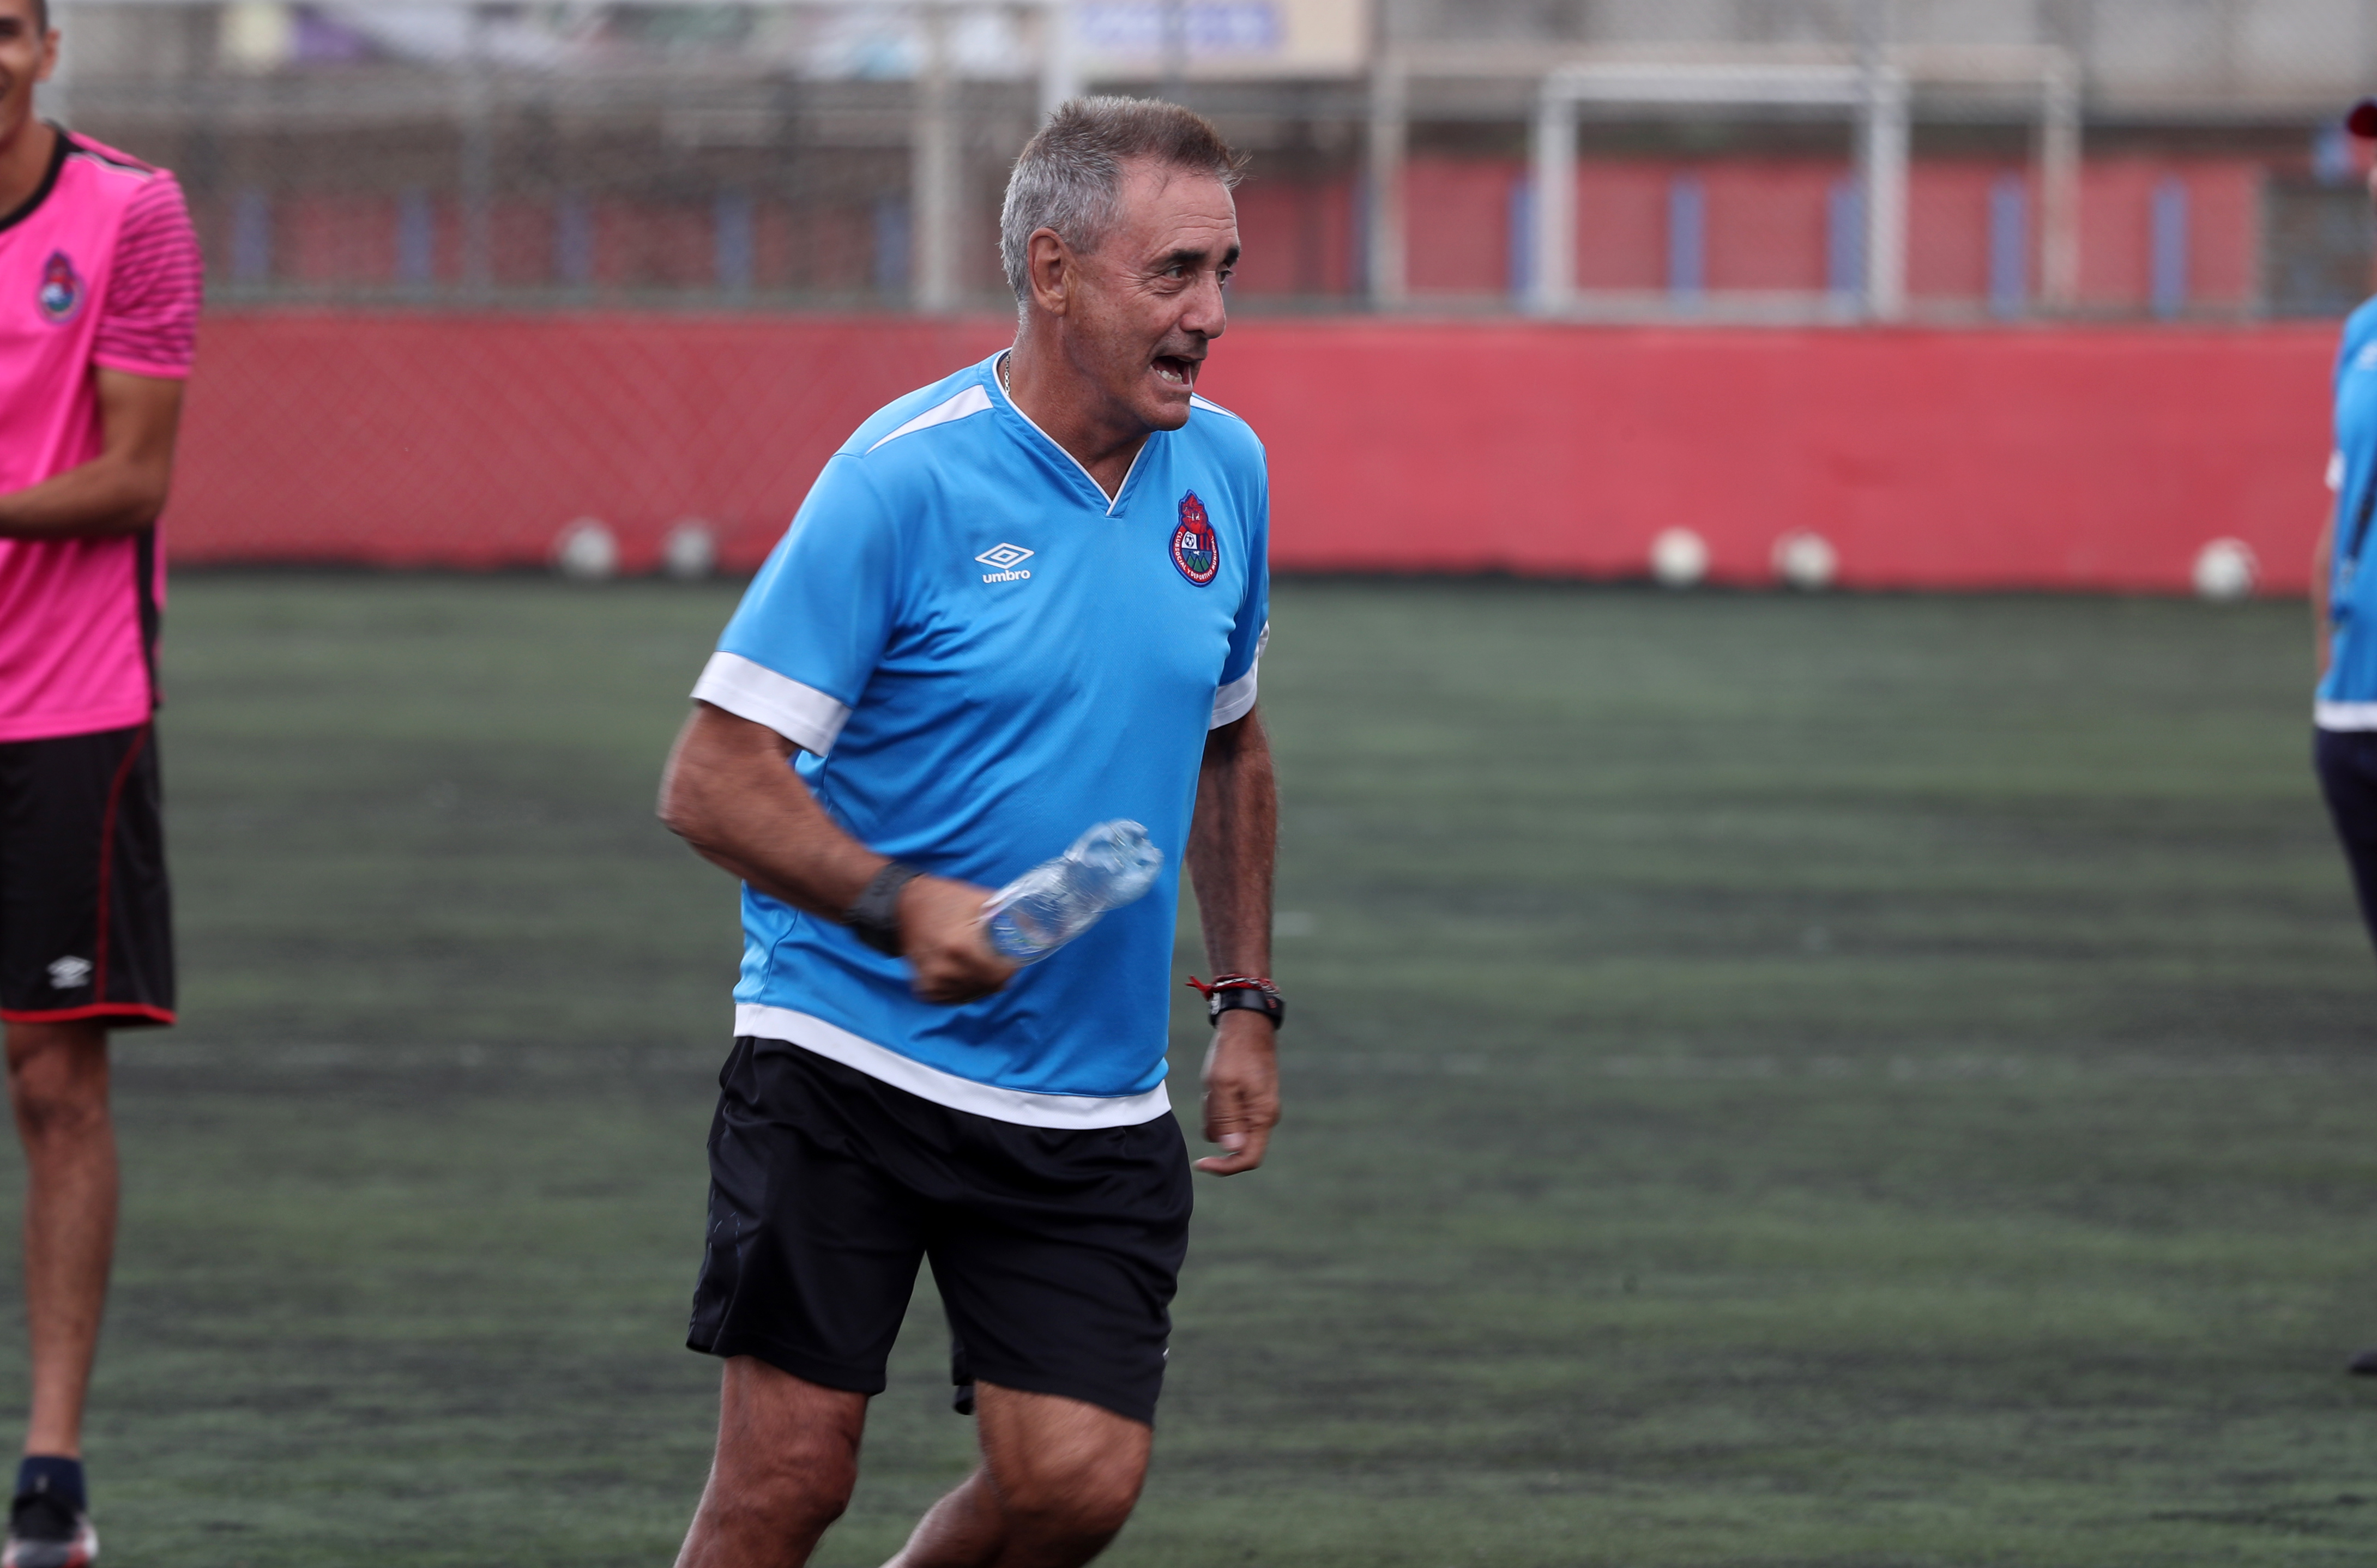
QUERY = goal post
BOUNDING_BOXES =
[1367,44,2082,325]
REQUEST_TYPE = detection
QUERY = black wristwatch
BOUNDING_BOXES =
[843,861,923,955]
[1187,974,1285,1030]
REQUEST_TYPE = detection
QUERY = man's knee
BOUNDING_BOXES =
[4,1025,108,1142]
[705,1461,855,1542]
[999,1472,1142,1546]
[704,1359,866,1535]
[990,1436,1148,1542]
[732,1428,856,1508]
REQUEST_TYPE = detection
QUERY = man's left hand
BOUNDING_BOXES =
[1195,1011,1278,1176]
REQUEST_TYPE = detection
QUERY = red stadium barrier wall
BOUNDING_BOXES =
[171,312,2338,593]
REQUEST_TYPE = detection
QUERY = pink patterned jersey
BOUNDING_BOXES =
[0,130,202,743]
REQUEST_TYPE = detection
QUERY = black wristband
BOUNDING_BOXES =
[843,861,922,956]
[1195,977,1284,1030]
[1209,988,1285,1029]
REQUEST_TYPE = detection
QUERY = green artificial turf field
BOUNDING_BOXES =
[23,574,2377,1565]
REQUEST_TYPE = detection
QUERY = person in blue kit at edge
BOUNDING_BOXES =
[2322,100,2377,1377]
[656,98,1282,1568]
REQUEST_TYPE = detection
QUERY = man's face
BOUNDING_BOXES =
[1058,159,1238,434]
[0,0,53,142]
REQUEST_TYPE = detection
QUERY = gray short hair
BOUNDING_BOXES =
[1000,97,1246,302]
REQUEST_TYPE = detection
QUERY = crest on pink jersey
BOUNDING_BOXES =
[37,251,82,324]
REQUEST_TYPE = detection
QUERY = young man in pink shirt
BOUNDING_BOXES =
[0,2,201,1564]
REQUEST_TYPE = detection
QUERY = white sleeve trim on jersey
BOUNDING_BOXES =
[1210,667,1259,728]
[2316,700,2377,730]
[2330,450,2347,493]
[1188,392,1241,420]
[866,383,994,453]
[735,1004,1175,1128]
[692,651,852,755]
[1209,622,1269,729]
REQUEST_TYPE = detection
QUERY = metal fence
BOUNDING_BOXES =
[44,1,2377,320]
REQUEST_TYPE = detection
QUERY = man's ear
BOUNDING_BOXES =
[1027,228,1070,316]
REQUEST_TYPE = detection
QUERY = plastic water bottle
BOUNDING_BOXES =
[981,821,1164,963]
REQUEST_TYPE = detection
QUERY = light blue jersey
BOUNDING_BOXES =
[2321,298,2377,724]
[690,352,1269,1128]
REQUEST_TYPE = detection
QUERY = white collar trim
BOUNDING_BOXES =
[992,351,1151,517]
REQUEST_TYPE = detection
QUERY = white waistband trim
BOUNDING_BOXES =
[2317,700,2377,731]
[733,1003,1172,1128]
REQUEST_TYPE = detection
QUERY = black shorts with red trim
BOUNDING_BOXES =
[0,723,174,1028]
[689,1039,1191,1426]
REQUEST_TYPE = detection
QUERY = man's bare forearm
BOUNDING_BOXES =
[1187,707,1281,1177]
[658,703,887,919]
[0,456,166,538]
[0,371,182,540]
[1186,708,1277,976]
[659,703,1016,1004]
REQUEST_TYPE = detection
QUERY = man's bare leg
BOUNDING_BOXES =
[675,1357,870,1568]
[5,1021,115,1460]
[884,1384,1152,1568]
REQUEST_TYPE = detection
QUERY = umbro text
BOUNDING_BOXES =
[982,568,1033,583]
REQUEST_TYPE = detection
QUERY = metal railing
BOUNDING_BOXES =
[40,1,2377,320]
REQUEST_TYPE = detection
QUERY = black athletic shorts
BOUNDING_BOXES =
[689,1038,1192,1426]
[0,723,173,1028]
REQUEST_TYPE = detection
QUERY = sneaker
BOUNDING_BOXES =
[2,1484,94,1568]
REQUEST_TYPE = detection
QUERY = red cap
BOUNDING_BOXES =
[2349,98,2377,138]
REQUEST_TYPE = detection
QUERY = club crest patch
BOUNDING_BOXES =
[1170,492,1218,586]
[37,251,81,323]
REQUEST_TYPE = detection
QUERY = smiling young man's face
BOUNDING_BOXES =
[1057,158,1238,437]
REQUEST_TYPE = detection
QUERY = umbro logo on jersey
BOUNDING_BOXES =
[37,251,81,324]
[976,542,1034,583]
[46,956,90,990]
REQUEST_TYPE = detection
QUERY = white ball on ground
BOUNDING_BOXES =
[1649,527,1709,589]
[2192,537,2257,602]
[662,520,717,580]
[1772,530,1837,591]
[553,518,618,582]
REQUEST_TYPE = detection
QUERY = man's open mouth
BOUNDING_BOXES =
[1152,355,1198,388]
